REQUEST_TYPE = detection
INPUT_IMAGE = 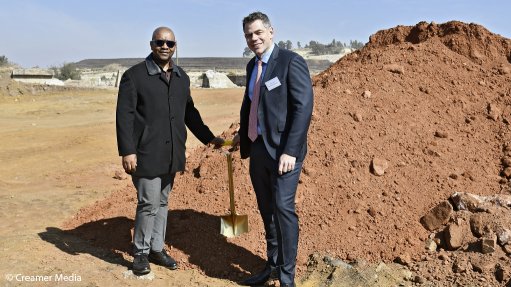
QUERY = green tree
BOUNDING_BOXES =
[0,55,8,66]
[297,41,301,49]
[277,40,286,49]
[56,63,81,80]
[286,40,293,50]
[309,40,327,55]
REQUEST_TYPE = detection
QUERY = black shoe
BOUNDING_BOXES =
[240,265,277,286]
[132,254,151,275]
[281,283,295,287]
[148,249,178,270]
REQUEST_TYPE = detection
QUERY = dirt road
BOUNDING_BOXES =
[0,87,245,286]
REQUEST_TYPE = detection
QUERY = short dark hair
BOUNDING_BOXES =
[242,11,272,29]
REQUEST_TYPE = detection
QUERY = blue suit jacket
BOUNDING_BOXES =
[239,45,313,162]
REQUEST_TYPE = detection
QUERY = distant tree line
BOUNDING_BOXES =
[242,39,365,57]
[306,39,365,55]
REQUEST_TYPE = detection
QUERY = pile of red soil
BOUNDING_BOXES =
[64,21,511,284]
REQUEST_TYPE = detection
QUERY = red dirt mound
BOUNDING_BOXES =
[366,21,511,66]
[64,21,511,284]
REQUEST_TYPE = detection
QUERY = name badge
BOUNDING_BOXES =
[265,77,281,91]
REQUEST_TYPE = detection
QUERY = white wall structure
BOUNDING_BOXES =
[202,70,238,88]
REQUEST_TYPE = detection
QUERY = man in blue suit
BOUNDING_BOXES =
[233,11,314,287]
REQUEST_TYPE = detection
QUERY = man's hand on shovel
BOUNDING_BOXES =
[209,137,225,149]
[228,133,240,152]
[209,131,240,152]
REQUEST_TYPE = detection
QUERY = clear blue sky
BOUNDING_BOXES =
[1,0,509,68]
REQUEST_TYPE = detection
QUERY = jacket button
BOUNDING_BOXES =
[165,140,170,144]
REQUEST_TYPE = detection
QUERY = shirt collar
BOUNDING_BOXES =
[145,54,181,77]
[257,43,275,64]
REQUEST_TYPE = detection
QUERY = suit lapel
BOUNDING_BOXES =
[260,45,279,97]
[263,46,279,82]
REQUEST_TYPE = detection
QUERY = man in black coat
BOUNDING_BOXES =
[116,26,223,275]
[234,12,314,287]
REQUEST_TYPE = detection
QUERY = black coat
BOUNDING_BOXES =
[239,46,313,162]
[116,54,214,176]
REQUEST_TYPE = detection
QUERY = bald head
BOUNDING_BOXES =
[152,27,174,40]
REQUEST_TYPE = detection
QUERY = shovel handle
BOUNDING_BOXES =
[226,153,236,215]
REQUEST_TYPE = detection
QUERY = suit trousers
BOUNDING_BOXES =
[132,173,175,255]
[249,137,303,284]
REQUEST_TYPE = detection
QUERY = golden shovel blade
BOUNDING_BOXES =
[220,213,249,238]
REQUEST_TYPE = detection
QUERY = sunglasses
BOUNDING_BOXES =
[151,40,176,48]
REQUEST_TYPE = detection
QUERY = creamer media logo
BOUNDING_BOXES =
[4,273,82,282]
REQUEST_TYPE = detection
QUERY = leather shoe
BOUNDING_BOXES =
[148,249,178,270]
[239,265,277,286]
[132,254,151,275]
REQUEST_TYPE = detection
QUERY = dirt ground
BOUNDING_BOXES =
[2,20,511,287]
[0,84,244,286]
